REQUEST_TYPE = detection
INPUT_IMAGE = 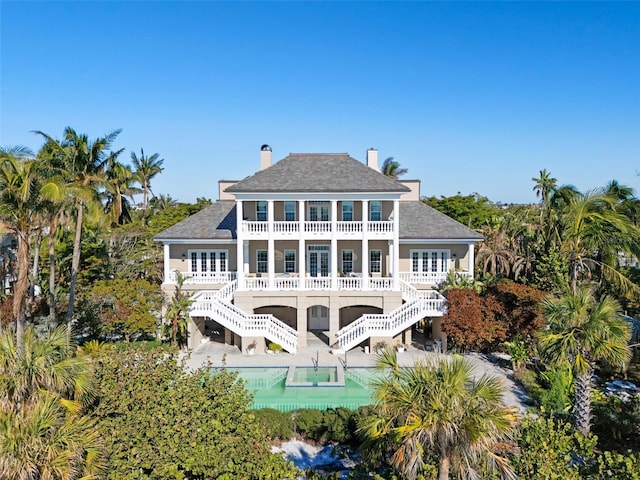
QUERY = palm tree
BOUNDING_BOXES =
[558,189,640,294]
[131,148,164,210]
[532,168,557,206]
[35,127,122,326]
[538,288,631,435]
[359,352,518,480]
[381,157,408,180]
[0,146,43,344]
[0,325,105,478]
[476,226,516,277]
[104,150,139,225]
[163,271,193,347]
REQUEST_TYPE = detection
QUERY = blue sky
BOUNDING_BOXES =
[1,1,639,204]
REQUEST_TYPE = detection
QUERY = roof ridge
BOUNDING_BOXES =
[287,153,350,156]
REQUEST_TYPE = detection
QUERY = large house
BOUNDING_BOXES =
[154,147,482,353]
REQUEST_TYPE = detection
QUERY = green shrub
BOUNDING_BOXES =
[512,414,596,479]
[268,342,283,352]
[322,408,358,443]
[585,450,640,479]
[293,408,324,440]
[538,367,573,414]
[253,408,293,440]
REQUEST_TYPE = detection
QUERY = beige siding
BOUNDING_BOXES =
[399,180,421,201]
[218,181,238,200]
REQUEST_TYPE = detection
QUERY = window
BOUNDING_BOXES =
[284,249,296,273]
[256,201,267,221]
[188,250,228,274]
[284,201,296,221]
[342,249,354,274]
[370,201,382,221]
[256,250,268,273]
[308,201,329,221]
[370,250,382,274]
[342,201,353,221]
[410,249,450,274]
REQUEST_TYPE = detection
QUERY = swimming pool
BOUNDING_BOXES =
[220,366,380,411]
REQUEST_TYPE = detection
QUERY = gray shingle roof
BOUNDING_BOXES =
[225,154,410,193]
[399,202,483,240]
[153,201,236,240]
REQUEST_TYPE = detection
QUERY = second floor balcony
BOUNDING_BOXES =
[241,220,395,239]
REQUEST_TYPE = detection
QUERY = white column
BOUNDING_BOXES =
[236,200,244,289]
[361,200,368,290]
[331,200,338,289]
[163,244,171,282]
[243,241,249,275]
[393,200,400,289]
[298,200,306,290]
[467,242,475,277]
[268,201,275,289]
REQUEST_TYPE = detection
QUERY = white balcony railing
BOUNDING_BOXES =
[239,220,394,237]
[190,281,298,353]
[336,283,447,351]
[304,221,332,234]
[166,271,237,284]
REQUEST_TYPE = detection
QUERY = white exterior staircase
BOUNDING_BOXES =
[189,280,299,353]
[335,280,446,352]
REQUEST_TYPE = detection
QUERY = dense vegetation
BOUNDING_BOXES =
[1,134,640,478]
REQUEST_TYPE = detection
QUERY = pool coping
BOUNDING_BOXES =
[285,365,346,387]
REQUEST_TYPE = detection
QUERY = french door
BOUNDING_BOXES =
[308,245,330,277]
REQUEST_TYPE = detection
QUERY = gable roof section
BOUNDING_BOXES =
[153,201,236,240]
[225,154,410,193]
[399,201,483,240]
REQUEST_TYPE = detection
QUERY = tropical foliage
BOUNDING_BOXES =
[359,352,518,480]
[91,347,296,479]
[538,288,631,434]
[0,326,105,479]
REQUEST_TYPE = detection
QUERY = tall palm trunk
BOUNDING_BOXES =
[438,454,451,480]
[574,369,593,435]
[14,232,30,346]
[66,200,84,327]
[48,216,59,325]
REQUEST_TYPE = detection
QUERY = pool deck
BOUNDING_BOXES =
[182,337,529,411]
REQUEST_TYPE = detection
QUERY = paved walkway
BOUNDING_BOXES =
[183,337,528,412]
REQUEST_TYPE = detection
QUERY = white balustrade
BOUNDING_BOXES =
[304,221,332,234]
[304,277,332,290]
[336,281,446,351]
[190,282,298,353]
[166,271,236,284]
[273,221,299,234]
[336,221,362,234]
[367,221,394,234]
[242,221,269,235]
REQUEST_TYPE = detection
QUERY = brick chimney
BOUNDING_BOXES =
[260,144,272,170]
[366,148,379,171]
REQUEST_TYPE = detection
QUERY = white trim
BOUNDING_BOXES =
[399,238,483,244]
[231,192,404,201]
[284,249,296,273]
[256,249,268,273]
[155,239,236,244]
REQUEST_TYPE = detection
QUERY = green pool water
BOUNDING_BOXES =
[293,366,336,384]
[220,367,380,411]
